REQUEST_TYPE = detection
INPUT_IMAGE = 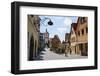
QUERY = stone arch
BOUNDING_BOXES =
[29,35,34,60]
[34,40,37,57]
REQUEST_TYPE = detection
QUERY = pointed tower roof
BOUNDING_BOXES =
[46,29,47,32]
[46,28,49,33]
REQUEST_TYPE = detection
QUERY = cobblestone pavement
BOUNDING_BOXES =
[35,48,87,60]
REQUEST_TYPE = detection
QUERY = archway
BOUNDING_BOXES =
[35,40,37,57]
[29,35,34,60]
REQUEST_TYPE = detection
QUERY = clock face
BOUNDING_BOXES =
[45,33,48,37]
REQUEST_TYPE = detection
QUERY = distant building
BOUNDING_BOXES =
[51,35,61,53]
[44,29,49,47]
[61,40,67,53]
[39,33,45,50]
[28,15,40,60]
[70,23,78,55]
[62,40,66,47]
[49,38,53,48]
[65,33,70,55]
[65,33,70,42]
[51,35,61,49]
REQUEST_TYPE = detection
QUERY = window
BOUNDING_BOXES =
[86,27,88,33]
[80,17,83,24]
[81,29,84,35]
[80,17,86,24]
[78,31,80,36]
[83,17,86,22]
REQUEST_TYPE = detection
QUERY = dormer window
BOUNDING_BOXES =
[80,17,86,24]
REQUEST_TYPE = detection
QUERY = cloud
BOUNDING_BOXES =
[63,17,72,33]
[57,28,66,33]
[64,17,72,27]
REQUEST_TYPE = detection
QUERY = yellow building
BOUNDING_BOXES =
[76,17,88,56]
[28,15,40,60]
[70,23,78,55]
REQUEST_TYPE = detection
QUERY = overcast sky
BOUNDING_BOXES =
[39,15,78,42]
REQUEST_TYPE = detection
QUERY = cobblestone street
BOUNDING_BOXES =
[35,48,87,60]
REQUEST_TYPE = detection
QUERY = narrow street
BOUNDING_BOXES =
[35,48,87,60]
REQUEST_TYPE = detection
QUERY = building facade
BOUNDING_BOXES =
[49,38,53,48]
[70,23,79,55]
[76,17,88,56]
[44,29,49,48]
[39,33,45,50]
[28,15,40,60]
[65,33,70,55]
